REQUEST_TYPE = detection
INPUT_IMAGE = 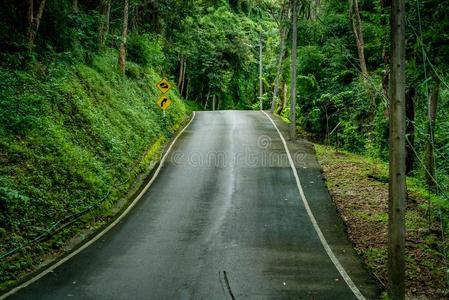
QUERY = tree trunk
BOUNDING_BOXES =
[425,82,439,191]
[382,68,390,104]
[349,0,368,77]
[185,77,190,100]
[311,0,321,19]
[381,0,390,105]
[73,0,79,12]
[349,0,376,114]
[259,32,263,110]
[27,0,47,48]
[177,56,184,90]
[204,91,210,110]
[99,0,111,50]
[180,59,187,96]
[388,0,406,298]
[290,0,298,140]
[147,0,161,34]
[118,0,129,75]
[27,0,34,45]
[212,94,216,111]
[130,4,140,31]
[271,27,287,113]
[283,82,287,108]
[276,81,286,115]
[405,87,416,176]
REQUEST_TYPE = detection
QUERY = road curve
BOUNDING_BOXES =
[6,111,379,299]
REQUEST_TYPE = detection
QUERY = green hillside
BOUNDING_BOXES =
[0,50,193,286]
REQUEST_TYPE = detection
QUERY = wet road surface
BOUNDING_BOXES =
[6,111,379,299]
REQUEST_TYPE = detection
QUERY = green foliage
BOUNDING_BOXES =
[0,70,41,134]
[169,3,262,106]
[0,50,191,284]
[1,0,449,292]
[127,33,167,71]
[293,3,383,153]
[297,46,325,79]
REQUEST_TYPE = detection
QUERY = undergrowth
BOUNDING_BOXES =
[0,49,195,289]
[315,144,449,299]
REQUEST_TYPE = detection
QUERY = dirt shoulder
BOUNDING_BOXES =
[315,144,448,299]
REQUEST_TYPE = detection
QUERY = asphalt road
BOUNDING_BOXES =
[7,111,379,300]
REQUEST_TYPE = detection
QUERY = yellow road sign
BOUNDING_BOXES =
[156,78,172,94]
[157,95,172,110]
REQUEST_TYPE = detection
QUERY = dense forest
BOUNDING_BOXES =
[1,0,449,298]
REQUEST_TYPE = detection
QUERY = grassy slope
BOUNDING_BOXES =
[0,50,194,288]
[315,144,448,299]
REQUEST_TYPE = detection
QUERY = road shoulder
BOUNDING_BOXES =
[264,111,381,300]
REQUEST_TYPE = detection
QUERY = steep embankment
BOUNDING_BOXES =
[0,51,194,289]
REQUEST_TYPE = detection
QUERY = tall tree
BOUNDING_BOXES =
[180,59,187,96]
[26,0,47,48]
[388,0,406,298]
[99,0,111,50]
[348,0,368,77]
[276,82,287,114]
[349,0,377,114]
[177,56,185,90]
[405,86,416,176]
[73,0,79,12]
[381,0,390,105]
[290,0,298,140]
[425,81,439,191]
[118,0,129,75]
[271,26,287,112]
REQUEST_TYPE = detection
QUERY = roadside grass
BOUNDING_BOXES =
[0,50,197,291]
[315,144,448,299]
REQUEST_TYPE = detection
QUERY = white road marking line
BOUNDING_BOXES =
[261,111,366,300]
[0,112,196,300]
